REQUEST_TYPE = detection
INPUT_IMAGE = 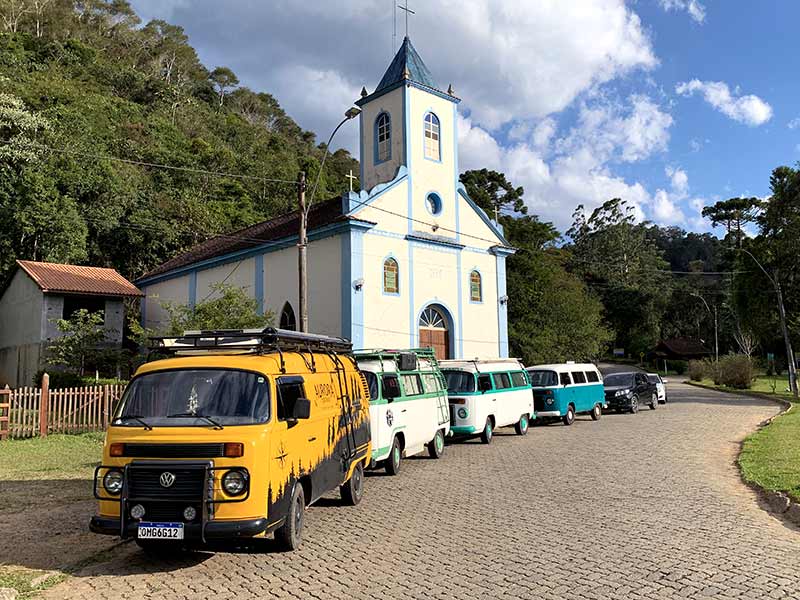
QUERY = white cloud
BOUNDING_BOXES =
[652,189,686,224]
[689,138,702,153]
[458,93,674,230]
[666,166,689,195]
[131,0,656,136]
[788,117,800,130]
[676,79,772,126]
[658,0,706,23]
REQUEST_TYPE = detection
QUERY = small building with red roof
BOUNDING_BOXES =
[0,260,143,387]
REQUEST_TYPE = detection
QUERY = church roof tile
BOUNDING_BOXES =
[375,36,439,94]
[139,197,353,282]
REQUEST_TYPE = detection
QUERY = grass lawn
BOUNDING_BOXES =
[740,403,800,503]
[0,432,104,481]
[691,375,800,503]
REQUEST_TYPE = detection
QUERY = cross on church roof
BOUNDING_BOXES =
[346,170,358,193]
[397,1,415,39]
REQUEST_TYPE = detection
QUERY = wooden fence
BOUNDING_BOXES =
[3,374,125,439]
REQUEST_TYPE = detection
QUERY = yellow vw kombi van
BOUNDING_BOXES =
[90,328,371,552]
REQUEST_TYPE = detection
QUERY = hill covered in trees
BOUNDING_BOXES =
[0,0,357,282]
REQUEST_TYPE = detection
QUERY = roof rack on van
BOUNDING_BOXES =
[353,348,440,372]
[148,327,353,356]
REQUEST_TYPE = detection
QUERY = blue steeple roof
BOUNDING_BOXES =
[375,37,438,93]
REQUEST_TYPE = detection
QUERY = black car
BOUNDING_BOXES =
[603,372,659,414]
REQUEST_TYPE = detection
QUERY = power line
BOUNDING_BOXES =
[0,139,300,186]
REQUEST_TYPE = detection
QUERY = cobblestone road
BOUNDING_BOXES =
[43,383,800,599]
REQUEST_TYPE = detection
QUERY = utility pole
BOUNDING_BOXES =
[738,249,797,398]
[297,171,308,333]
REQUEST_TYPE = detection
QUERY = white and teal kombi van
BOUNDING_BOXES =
[439,359,533,444]
[355,349,450,475]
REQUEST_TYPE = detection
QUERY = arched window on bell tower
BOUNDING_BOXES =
[279,302,296,331]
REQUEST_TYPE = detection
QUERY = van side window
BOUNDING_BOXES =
[422,373,441,394]
[586,371,599,383]
[510,371,528,387]
[363,371,379,400]
[401,373,423,396]
[477,374,493,392]
[571,371,587,384]
[560,372,572,386]
[277,377,305,421]
[382,373,401,400]
[493,372,512,390]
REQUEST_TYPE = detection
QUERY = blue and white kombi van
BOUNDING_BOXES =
[440,359,533,444]
[527,362,605,426]
[355,349,450,475]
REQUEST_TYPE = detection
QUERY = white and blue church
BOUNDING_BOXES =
[137,38,515,359]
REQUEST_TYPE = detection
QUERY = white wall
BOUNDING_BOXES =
[0,270,44,387]
[361,87,405,192]
[142,275,190,331]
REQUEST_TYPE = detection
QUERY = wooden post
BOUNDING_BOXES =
[39,373,49,437]
[102,385,110,429]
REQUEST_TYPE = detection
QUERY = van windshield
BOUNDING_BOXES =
[113,369,271,427]
[528,370,558,387]
[444,370,475,393]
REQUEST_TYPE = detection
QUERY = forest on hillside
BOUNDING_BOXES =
[2,0,798,369]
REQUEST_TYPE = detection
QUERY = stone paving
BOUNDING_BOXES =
[41,383,800,599]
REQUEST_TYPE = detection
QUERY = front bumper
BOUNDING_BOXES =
[535,410,561,418]
[450,425,477,435]
[605,395,633,409]
[90,515,270,540]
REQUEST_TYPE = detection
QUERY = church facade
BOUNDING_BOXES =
[136,38,514,359]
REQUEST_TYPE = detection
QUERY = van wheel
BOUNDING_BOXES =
[514,414,529,435]
[427,429,445,459]
[385,437,401,475]
[562,405,575,426]
[275,483,305,551]
[480,418,493,444]
[649,392,658,410]
[340,461,364,506]
[590,404,602,421]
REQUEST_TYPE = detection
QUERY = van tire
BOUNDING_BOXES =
[275,483,305,551]
[480,418,493,444]
[340,461,365,506]
[514,414,529,435]
[427,429,445,459]
[590,404,602,421]
[562,405,575,426]
[385,437,402,475]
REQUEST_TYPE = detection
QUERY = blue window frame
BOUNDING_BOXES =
[425,192,443,216]
[375,112,391,164]
[423,112,440,161]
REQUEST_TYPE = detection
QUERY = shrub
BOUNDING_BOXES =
[688,360,707,382]
[718,354,754,389]
[667,360,688,375]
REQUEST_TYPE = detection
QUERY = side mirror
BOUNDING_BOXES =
[290,398,311,420]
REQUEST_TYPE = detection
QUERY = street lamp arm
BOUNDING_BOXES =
[689,292,711,314]
[736,247,776,287]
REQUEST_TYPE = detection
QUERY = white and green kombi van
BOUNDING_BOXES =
[355,349,450,475]
[439,359,533,444]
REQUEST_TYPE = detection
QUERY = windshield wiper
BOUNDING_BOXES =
[117,414,153,430]
[167,413,224,430]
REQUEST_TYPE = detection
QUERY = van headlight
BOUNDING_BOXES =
[457,408,468,419]
[545,398,554,405]
[222,470,248,496]
[103,469,123,495]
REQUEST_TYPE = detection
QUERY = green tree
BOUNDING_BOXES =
[460,169,527,220]
[209,66,238,109]
[568,198,671,354]
[162,282,274,334]
[701,197,762,248]
[45,309,107,376]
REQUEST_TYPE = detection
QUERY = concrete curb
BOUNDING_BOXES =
[685,381,800,528]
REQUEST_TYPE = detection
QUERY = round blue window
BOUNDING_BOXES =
[426,193,443,216]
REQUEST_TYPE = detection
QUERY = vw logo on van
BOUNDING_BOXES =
[159,472,176,488]
[386,410,394,427]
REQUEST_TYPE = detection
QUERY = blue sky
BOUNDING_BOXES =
[129,1,797,235]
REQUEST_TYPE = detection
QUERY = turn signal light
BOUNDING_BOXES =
[450,398,466,405]
[224,442,244,458]
[109,443,124,457]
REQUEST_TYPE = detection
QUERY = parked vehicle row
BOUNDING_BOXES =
[89,328,669,554]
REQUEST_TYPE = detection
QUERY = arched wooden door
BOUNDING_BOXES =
[419,306,450,360]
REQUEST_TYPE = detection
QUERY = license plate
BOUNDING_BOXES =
[137,522,184,540]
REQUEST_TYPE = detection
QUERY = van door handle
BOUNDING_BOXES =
[308,437,316,442]
[401,409,407,413]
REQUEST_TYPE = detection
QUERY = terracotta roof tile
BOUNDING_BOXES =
[140,196,355,281]
[17,261,143,297]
